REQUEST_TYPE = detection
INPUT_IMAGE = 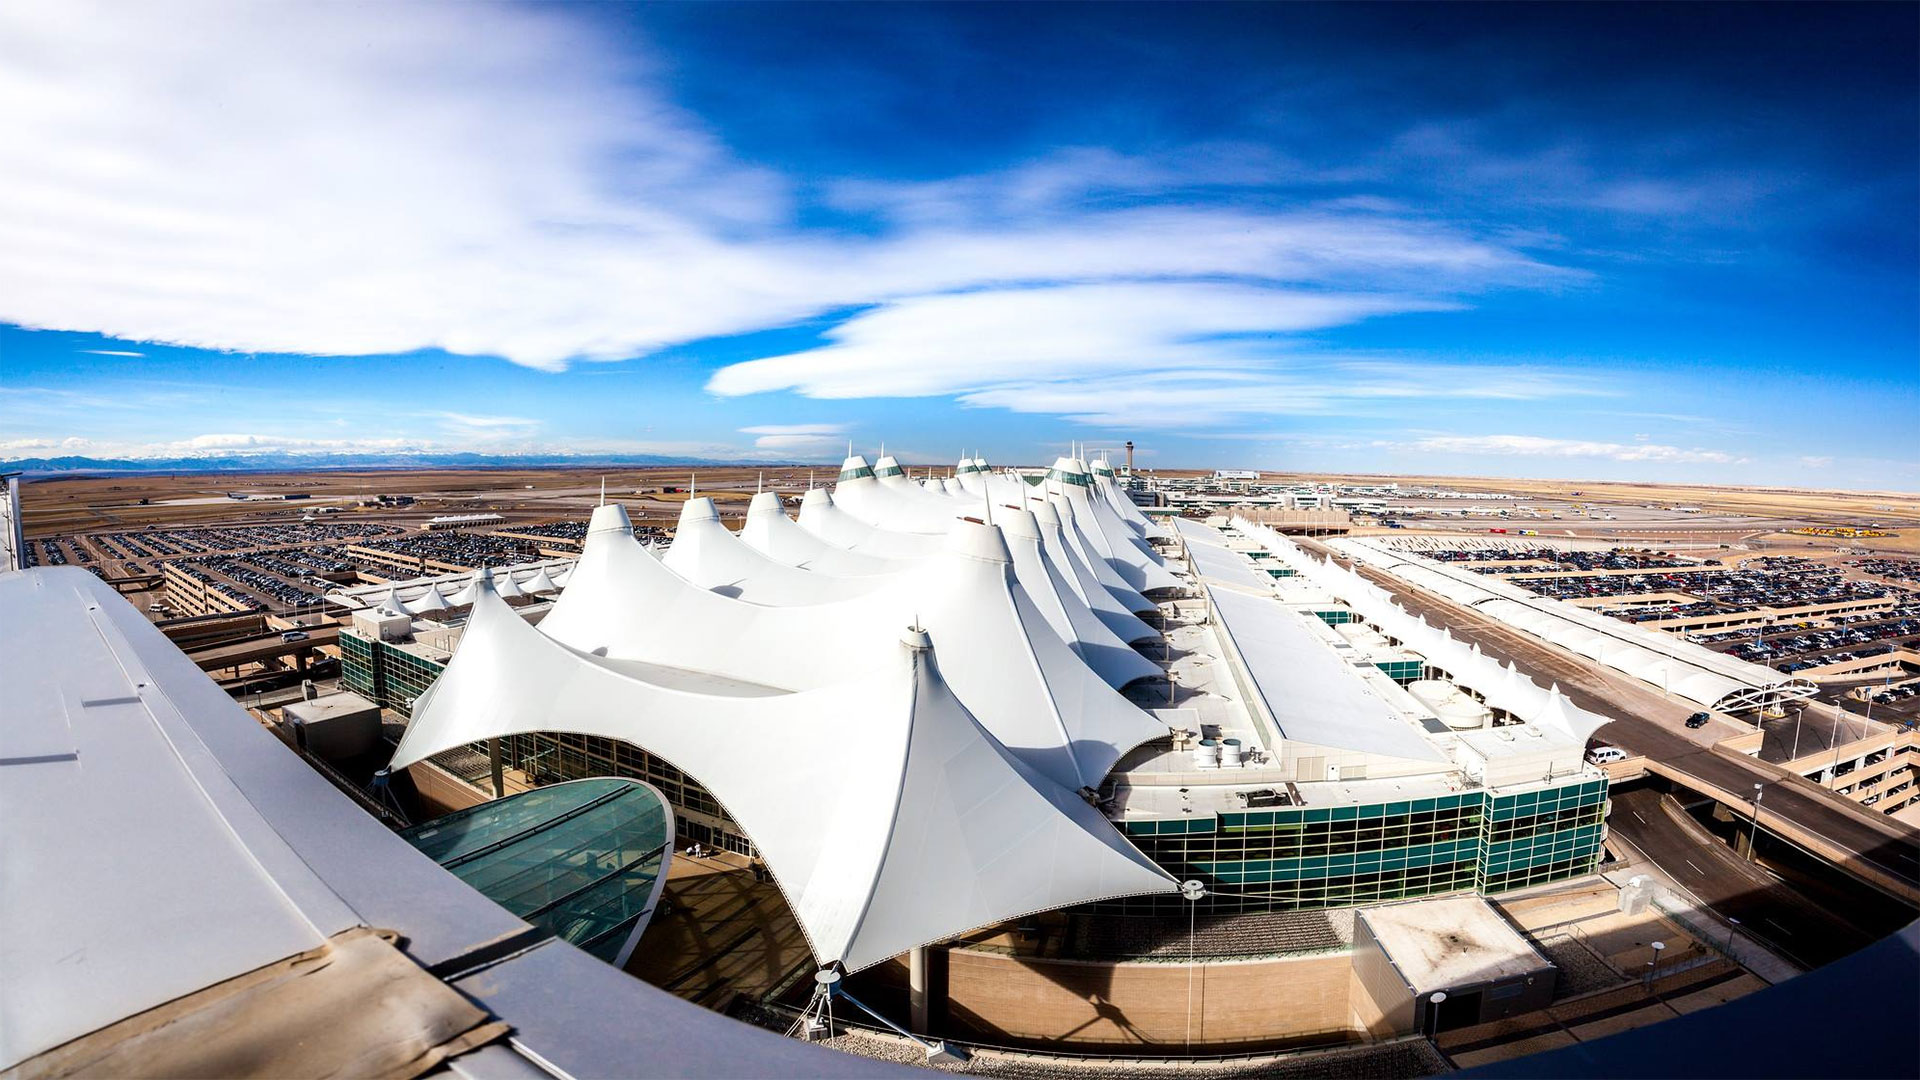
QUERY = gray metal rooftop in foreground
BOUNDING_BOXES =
[1182,534,1278,594]
[0,567,903,1079]
[1209,584,1448,763]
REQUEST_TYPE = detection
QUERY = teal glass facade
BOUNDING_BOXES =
[349,627,1608,919]
[340,630,441,715]
[1095,778,1607,916]
[400,777,672,964]
[1371,658,1427,684]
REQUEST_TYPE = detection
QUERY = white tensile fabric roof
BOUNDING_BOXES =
[834,469,979,535]
[664,497,1158,689]
[1173,518,1276,595]
[1231,519,1610,747]
[390,581,1176,972]
[1000,508,1164,687]
[1034,500,1161,639]
[864,452,1175,605]
[1049,493,1157,614]
[799,458,1164,627]
[664,497,888,605]
[798,489,947,560]
[1208,585,1450,763]
[1092,464,1168,540]
[740,492,907,577]
[1044,458,1183,594]
[540,504,1167,792]
[1329,536,1812,711]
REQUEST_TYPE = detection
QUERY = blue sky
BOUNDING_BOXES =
[0,2,1914,486]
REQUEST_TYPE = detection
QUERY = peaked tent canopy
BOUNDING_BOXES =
[664,497,887,605]
[391,581,1177,972]
[540,504,1168,792]
[740,492,906,577]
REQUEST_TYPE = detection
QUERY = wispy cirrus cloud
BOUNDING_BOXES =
[740,423,849,455]
[433,411,541,442]
[1406,433,1747,465]
[0,1,1562,388]
[708,282,1612,428]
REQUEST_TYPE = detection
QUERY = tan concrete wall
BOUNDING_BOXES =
[407,758,492,816]
[939,948,1359,1052]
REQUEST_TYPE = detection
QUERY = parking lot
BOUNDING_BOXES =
[19,518,597,616]
[1426,543,1920,680]
[1434,546,1692,572]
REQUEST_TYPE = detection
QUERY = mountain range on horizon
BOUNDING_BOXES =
[0,451,778,476]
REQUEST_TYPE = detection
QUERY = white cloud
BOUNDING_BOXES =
[0,430,797,463]
[0,432,430,458]
[740,423,850,455]
[0,0,1561,387]
[709,283,1451,400]
[79,348,145,357]
[1410,433,1747,465]
[1799,455,1833,468]
[707,283,1612,428]
[433,411,541,443]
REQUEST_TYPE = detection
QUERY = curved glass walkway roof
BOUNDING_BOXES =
[402,777,674,967]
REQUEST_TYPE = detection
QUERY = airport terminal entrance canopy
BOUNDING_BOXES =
[390,578,1176,971]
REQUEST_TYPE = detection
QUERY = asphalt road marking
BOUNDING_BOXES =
[1685,859,1705,876]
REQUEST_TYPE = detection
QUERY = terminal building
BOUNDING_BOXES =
[339,454,1611,942]
[6,458,1915,1074]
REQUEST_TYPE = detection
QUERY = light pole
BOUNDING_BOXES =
[1182,880,1205,1055]
[1747,783,1765,863]
[1726,916,1741,954]
[1426,990,1447,1042]
[1647,940,1666,991]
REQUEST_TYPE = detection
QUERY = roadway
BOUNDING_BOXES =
[1606,788,1889,969]
[186,625,341,672]
[1297,538,1920,904]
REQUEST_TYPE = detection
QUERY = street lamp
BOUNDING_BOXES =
[1747,783,1765,863]
[1647,940,1667,991]
[1426,990,1448,1042]
[1726,916,1741,954]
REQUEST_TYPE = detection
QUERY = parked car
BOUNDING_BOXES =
[1686,712,1711,729]
[280,630,309,642]
[1586,746,1629,765]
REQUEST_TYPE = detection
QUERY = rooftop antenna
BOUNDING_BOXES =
[690,472,696,497]
[599,476,605,506]
[757,471,764,494]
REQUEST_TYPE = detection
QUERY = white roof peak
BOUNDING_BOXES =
[588,502,634,536]
[945,519,1012,565]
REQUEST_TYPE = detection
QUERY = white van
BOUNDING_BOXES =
[1586,746,1628,765]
